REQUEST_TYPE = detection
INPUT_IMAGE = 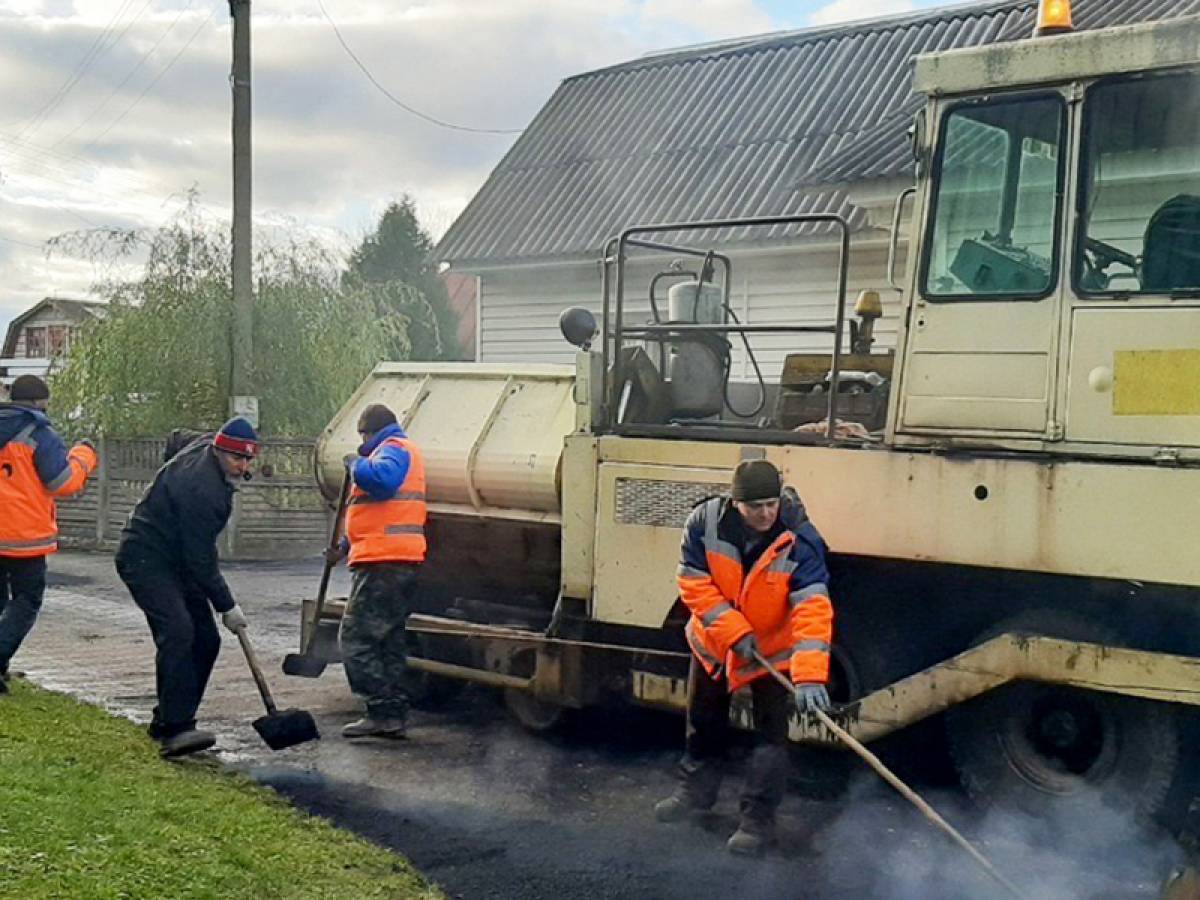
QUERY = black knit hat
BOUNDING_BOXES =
[10,375,50,403]
[357,403,397,435]
[731,459,782,502]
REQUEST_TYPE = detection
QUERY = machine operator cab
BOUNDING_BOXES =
[894,12,1200,460]
[562,10,1200,465]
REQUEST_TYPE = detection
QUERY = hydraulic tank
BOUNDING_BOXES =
[315,363,576,520]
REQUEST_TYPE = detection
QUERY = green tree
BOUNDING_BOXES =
[345,197,465,361]
[48,196,406,437]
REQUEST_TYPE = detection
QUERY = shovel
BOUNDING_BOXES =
[754,649,1026,900]
[236,625,320,751]
[282,471,351,678]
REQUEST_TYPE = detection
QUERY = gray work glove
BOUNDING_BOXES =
[794,683,831,716]
[731,633,759,662]
[221,604,248,633]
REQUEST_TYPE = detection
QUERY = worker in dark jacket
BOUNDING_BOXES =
[326,403,427,739]
[654,459,834,856]
[114,417,258,757]
[0,375,97,693]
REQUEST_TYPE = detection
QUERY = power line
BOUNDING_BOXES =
[51,0,198,150]
[81,9,216,152]
[17,0,145,141]
[316,0,523,136]
[0,234,47,250]
[0,134,161,201]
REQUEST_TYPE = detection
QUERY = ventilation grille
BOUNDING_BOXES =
[614,478,728,528]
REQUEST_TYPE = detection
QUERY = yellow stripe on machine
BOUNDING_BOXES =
[1113,350,1200,416]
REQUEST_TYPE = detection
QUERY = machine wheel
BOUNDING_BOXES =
[789,642,862,799]
[945,610,1180,818]
[504,688,569,733]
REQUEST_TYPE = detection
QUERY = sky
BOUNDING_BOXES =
[0,0,949,340]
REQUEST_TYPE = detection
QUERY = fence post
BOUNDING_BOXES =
[95,434,109,546]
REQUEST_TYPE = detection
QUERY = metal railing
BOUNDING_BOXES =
[599,213,852,442]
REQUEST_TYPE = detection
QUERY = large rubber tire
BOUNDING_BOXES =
[945,610,1180,819]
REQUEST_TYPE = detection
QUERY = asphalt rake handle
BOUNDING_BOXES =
[752,650,1027,900]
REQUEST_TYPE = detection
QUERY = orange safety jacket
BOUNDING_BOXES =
[345,434,427,566]
[678,493,833,692]
[0,408,97,558]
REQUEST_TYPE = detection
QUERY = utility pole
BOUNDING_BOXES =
[229,0,257,427]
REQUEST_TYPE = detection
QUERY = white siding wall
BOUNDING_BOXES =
[475,239,905,379]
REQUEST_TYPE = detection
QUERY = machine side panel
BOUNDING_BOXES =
[588,440,1200,628]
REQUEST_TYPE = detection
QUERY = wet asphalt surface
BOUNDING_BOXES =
[15,552,1185,900]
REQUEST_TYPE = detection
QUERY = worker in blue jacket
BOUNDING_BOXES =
[326,403,427,739]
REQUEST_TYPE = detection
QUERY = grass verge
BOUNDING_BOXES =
[0,680,441,899]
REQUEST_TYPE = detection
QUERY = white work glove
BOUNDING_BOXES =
[731,633,759,662]
[221,604,248,633]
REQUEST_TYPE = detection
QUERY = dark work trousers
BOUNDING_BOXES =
[340,562,418,720]
[115,553,220,737]
[679,655,791,824]
[0,555,48,674]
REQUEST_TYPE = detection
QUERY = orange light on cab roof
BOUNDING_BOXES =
[1035,0,1074,36]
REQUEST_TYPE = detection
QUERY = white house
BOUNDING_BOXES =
[434,0,1200,377]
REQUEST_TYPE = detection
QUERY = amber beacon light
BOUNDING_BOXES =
[1035,0,1074,36]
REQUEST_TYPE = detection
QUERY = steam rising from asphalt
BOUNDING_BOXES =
[814,775,1180,899]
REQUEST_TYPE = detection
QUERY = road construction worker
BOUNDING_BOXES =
[654,459,833,856]
[326,403,426,739]
[114,417,258,757]
[0,375,97,694]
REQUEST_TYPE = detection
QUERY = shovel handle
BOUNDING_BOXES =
[236,626,278,716]
[303,472,352,656]
[752,650,1026,900]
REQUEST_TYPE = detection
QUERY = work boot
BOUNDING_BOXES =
[341,716,407,739]
[726,817,775,857]
[159,728,217,759]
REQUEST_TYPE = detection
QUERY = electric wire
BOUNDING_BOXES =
[51,0,198,150]
[81,8,217,153]
[0,234,47,249]
[316,0,523,135]
[16,0,145,141]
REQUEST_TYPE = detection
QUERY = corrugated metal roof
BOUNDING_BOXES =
[436,0,1200,266]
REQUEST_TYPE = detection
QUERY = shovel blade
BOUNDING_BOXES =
[252,708,320,751]
[281,653,328,678]
[282,620,340,678]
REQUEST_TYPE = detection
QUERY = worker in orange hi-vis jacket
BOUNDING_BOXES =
[654,459,833,857]
[0,375,97,692]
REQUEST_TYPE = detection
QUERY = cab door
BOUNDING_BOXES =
[898,92,1068,437]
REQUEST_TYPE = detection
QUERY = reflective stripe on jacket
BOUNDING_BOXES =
[0,407,96,558]
[677,494,832,692]
[346,435,427,565]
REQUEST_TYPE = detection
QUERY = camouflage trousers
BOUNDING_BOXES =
[340,562,419,720]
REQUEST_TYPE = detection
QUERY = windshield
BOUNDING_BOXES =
[923,95,1065,299]
[1077,71,1200,295]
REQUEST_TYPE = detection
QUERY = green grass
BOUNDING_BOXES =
[0,681,442,900]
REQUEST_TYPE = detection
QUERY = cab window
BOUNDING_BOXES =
[1076,71,1200,296]
[923,95,1066,300]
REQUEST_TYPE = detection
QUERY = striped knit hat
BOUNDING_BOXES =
[213,416,259,458]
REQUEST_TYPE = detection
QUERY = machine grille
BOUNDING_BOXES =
[614,478,728,528]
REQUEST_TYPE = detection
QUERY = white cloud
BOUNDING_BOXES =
[0,0,789,337]
[808,0,914,26]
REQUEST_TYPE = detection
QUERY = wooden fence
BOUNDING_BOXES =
[57,437,332,560]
